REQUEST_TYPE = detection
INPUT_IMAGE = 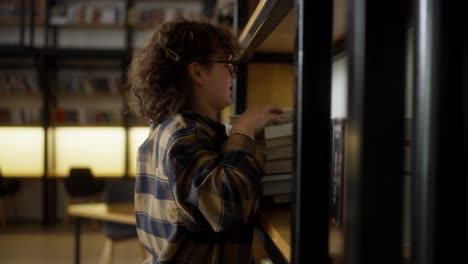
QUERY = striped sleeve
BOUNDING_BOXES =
[167,127,264,233]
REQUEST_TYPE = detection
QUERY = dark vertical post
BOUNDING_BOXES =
[411,0,439,263]
[19,0,26,46]
[293,0,332,263]
[49,57,58,225]
[123,0,132,177]
[74,217,81,264]
[413,1,468,263]
[51,0,58,50]
[345,0,407,263]
[233,0,249,114]
[52,27,57,49]
[38,53,51,225]
[125,0,132,52]
[29,0,35,47]
[40,0,56,228]
[44,0,50,47]
[463,19,468,264]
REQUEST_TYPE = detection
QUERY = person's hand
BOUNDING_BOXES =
[230,105,284,140]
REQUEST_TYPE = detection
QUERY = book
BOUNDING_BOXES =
[266,136,292,148]
[264,158,292,174]
[229,109,293,127]
[56,108,79,123]
[0,108,11,123]
[262,179,292,196]
[265,144,292,160]
[263,173,292,182]
[264,122,293,139]
[261,193,292,204]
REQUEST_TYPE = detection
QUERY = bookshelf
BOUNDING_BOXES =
[0,70,42,126]
[0,0,47,25]
[236,0,347,262]
[52,67,124,126]
[238,0,413,262]
[239,0,345,57]
[0,0,205,176]
[0,0,206,225]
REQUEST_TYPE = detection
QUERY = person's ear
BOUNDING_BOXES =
[188,62,204,85]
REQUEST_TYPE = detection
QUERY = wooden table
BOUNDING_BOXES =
[258,205,344,263]
[67,203,135,264]
[68,203,347,264]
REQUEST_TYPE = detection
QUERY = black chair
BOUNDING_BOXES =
[99,178,145,264]
[0,170,20,228]
[64,168,105,204]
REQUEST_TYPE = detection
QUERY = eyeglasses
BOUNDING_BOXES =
[195,60,239,77]
[203,60,239,76]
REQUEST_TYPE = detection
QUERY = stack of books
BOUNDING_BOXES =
[228,110,293,204]
[262,111,293,203]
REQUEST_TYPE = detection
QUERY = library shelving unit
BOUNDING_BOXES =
[0,0,206,225]
[0,0,46,179]
[235,0,347,263]
[233,0,414,263]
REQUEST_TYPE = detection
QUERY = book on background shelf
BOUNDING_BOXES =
[59,76,122,96]
[86,110,119,124]
[55,108,79,124]
[19,107,41,124]
[330,119,345,227]
[0,0,45,23]
[0,73,39,94]
[0,108,11,123]
[0,107,41,125]
[50,2,125,26]
[128,1,201,27]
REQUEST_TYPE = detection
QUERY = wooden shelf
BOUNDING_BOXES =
[258,205,344,263]
[53,123,123,127]
[0,92,42,99]
[43,48,127,59]
[128,123,150,127]
[58,93,122,100]
[52,23,125,29]
[239,0,347,57]
[0,122,42,126]
[0,17,45,26]
[239,0,294,59]
[130,23,157,29]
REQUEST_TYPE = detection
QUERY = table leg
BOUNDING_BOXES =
[74,217,81,264]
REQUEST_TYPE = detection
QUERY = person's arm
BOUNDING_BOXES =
[167,127,264,233]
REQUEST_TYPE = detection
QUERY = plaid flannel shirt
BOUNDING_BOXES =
[135,112,265,264]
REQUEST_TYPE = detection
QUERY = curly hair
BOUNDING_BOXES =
[126,18,240,124]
